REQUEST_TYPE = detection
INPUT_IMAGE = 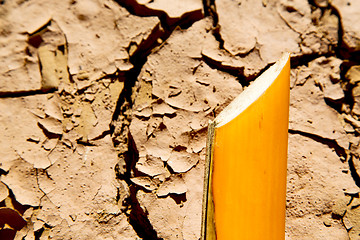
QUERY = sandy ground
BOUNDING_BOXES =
[0,0,360,239]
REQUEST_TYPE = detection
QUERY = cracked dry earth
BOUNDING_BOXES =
[0,0,360,239]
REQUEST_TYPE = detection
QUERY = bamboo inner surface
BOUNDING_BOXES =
[212,57,290,239]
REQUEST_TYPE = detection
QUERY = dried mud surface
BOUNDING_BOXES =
[0,0,360,239]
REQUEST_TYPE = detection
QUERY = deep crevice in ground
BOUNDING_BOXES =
[112,54,161,240]
[109,4,206,238]
[125,134,161,240]
[349,156,360,188]
[0,88,56,98]
[290,52,335,68]
[202,0,226,51]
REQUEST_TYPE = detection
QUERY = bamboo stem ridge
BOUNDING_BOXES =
[202,53,291,239]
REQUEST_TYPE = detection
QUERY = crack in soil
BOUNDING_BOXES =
[0,89,57,98]
[110,1,356,236]
[288,129,347,158]
[349,156,360,188]
[2,0,360,239]
[200,53,247,86]
[203,0,228,53]
[109,5,206,239]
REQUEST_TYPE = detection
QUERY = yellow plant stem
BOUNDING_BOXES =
[210,54,290,239]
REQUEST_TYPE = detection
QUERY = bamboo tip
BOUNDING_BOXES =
[214,52,290,128]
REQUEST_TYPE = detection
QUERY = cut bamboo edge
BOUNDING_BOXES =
[201,53,291,240]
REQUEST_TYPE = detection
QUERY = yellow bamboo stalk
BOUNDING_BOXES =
[201,53,290,239]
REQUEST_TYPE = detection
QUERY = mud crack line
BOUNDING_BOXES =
[288,129,347,157]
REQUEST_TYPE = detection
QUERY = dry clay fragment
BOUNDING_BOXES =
[85,82,124,140]
[144,127,174,161]
[289,58,349,149]
[76,102,97,140]
[38,44,63,90]
[158,62,243,113]
[167,151,199,173]
[322,82,344,102]
[201,44,246,76]
[216,0,300,59]
[201,40,268,80]
[351,157,360,180]
[0,13,68,93]
[343,198,360,236]
[62,78,123,142]
[42,138,58,151]
[315,57,344,102]
[134,76,153,111]
[15,142,53,169]
[0,181,9,202]
[130,176,157,191]
[162,110,193,139]
[0,12,42,93]
[351,85,360,116]
[44,94,63,121]
[156,174,187,197]
[1,159,43,206]
[137,190,185,240]
[344,113,360,131]
[123,0,203,24]
[51,0,159,80]
[332,196,350,217]
[134,107,152,118]
[286,134,356,239]
[146,19,242,111]
[38,117,63,135]
[35,196,67,229]
[332,0,360,52]
[156,67,242,113]
[0,95,54,170]
[346,65,360,85]
[153,101,176,115]
[0,32,42,92]
[181,163,204,239]
[34,137,125,236]
[279,0,338,55]
[313,0,329,7]
[129,117,149,154]
[136,155,168,177]
[189,129,207,153]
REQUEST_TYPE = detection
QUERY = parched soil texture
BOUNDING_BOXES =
[0,0,360,239]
